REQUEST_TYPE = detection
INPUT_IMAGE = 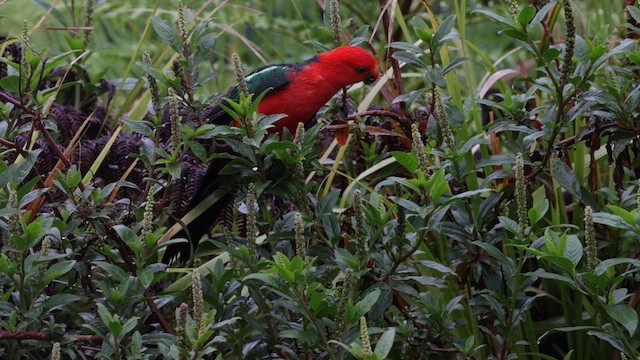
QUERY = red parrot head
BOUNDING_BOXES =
[317,45,379,87]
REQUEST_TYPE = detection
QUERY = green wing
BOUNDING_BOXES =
[206,64,290,124]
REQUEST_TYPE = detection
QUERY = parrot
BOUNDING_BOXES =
[162,45,379,263]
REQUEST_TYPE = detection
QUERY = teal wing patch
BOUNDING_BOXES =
[244,64,290,98]
[206,65,291,125]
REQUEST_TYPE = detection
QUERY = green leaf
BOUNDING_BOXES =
[528,269,583,292]
[478,192,502,226]
[476,154,516,167]
[473,241,511,268]
[543,228,560,255]
[123,119,153,137]
[607,205,637,227]
[580,271,610,289]
[586,330,625,354]
[140,138,155,162]
[45,260,77,284]
[354,289,381,318]
[442,57,470,75]
[389,41,425,53]
[415,28,433,43]
[349,25,370,45]
[593,25,610,47]
[119,317,140,340]
[108,320,123,339]
[0,76,19,94]
[113,224,139,244]
[347,343,366,358]
[432,15,457,51]
[551,158,582,201]
[391,151,418,173]
[166,163,182,179]
[419,260,457,276]
[449,188,492,201]
[243,273,280,287]
[189,141,208,163]
[0,149,43,188]
[538,325,600,344]
[279,329,317,344]
[594,258,640,276]
[425,66,446,88]
[574,36,589,64]
[151,16,184,54]
[97,302,113,324]
[374,328,395,357]
[472,9,516,28]
[261,141,296,153]
[93,261,129,282]
[529,2,554,29]
[593,38,635,70]
[627,6,640,25]
[137,61,169,87]
[528,198,549,226]
[543,47,562,64]
[404,275,446,288]
[42,294,81,311]
[196,32,216,56]
[592,212,634,230]
[555,230,567,256]
[564,234,583,268]
[427,168,450,202]
[309,291,327,312]
[391,51,428,69]
[316,191,340,216]
[498,216,521,235]
[541,255,575,273]
[137,268,154,289]
[517,5,536,27]
[18,216,54,251]
[606,304,638,336]
[130,331,143,355]
[464,335,475,354]
[455,135,486,157]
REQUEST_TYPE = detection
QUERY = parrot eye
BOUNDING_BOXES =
[356,66,367,73]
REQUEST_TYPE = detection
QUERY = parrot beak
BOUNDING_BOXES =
[364,74,376,84]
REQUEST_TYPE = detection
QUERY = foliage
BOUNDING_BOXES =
[0,0,639,359]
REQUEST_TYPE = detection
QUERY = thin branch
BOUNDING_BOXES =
[345,109,405,122]
[0,91,36,115]
[0,330,101,343]
[386,232,426,278]
[31,115,86,193]
[107,225,175,335]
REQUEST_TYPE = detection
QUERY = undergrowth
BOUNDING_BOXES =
[0,0,639,359]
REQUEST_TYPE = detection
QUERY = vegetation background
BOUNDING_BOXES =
[0,0,639,359]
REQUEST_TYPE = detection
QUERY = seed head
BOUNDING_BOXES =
[192,271,204,338]
[84,0,94,45]
[330,0,342,44]
[584,206,598,271]
[515,153,528,234]
[360,317,372,355]
[51,342,61,360]
[411,123,430,175]
[232,53,249,97]
[294,212,306,260]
